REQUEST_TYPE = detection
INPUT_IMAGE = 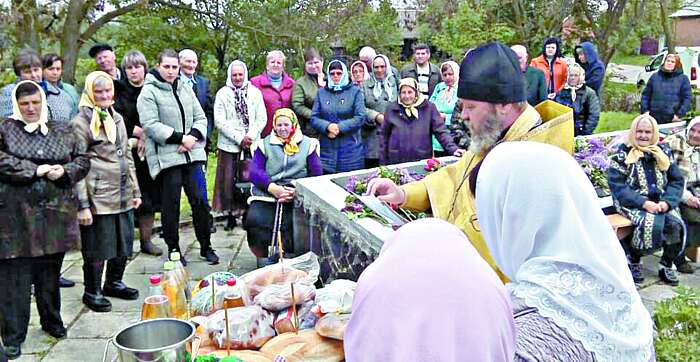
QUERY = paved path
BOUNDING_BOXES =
[9,222,700,361]
[607,63,644,85]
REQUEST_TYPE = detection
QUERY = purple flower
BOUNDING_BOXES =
[345,176,358,193]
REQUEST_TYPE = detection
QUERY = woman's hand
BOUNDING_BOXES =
[643,201,659,214]
[46,165,65,180]
[375,114,385,124]
[658,201,670,213]
[132,198,142,209]
[268,183,295,202]
[327,123,340,137]
[687,196,700,209]
[36,164,52,177]
[240,136,253,149]
[78,208,93,226]
[181,134,197,150]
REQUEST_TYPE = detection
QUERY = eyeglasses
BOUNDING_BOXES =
[329,71,344,76]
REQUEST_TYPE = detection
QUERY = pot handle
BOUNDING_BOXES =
[190,336,202,362]
[102,338,116,362]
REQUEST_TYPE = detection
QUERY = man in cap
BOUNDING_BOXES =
[89,43,125,80]
[367,41,573,281]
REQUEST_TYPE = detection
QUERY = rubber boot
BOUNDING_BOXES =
[82,259,112,312]
[103,256,139,300]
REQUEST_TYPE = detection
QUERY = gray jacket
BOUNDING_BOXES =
[361,77,398,159]
[137,72,208,178]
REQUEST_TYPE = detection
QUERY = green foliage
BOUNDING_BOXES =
[337,0,403,56]
[602,79,640,113]
[610,53,651,67]
[0,68,15,88]
[595,112,636,133]
[653,287,700,362]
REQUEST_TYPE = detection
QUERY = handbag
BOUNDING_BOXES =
[236,150,253,183]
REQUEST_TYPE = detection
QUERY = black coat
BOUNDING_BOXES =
[641,69,692,124]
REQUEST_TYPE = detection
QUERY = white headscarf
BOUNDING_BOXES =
[371,54,396,101]
[476,141,654,362]
[10,80,50,135]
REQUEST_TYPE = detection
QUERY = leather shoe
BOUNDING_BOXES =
[677,262,695,274]
[103,281,139,300]
[42,324,67,339]
[200,248,219,265]
[5,345,21,359]
[140,240,163,256]
[59,277,75,288]
[82,292,112,312]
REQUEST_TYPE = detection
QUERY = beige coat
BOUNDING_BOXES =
[73,108,140,215]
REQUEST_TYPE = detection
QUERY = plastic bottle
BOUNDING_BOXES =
[163,261,189,319]
[141,274,171,320]
[222,278,245,309]
[170,252,191,302]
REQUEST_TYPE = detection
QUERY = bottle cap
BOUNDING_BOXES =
[170,252,181,261]
[149,274,161,285]
[163,261,175,270]
[227,278,237,287]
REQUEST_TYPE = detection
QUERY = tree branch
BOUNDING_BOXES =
[80,0,148,42]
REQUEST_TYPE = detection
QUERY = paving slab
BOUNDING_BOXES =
[68,311,140,339]
[48,338,116,362]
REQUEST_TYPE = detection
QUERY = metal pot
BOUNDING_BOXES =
[102,318,199,362]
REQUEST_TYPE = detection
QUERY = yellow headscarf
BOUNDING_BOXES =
[625,114,670,170]
[10,80,50,135]
[79,71,117,143]
[273,108,301,155]
[398,78,426,119]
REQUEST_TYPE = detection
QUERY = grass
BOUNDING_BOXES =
[611,52,651,67]
[595,112,637,134]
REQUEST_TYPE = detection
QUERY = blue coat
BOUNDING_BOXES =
[311,84,366,174]
[641,69,692,124]
[182,73,214,150]
[574,42,606,96]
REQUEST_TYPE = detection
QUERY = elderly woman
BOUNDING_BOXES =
[74,71,142,312]
[291,47,325,138]
[345,219,516,362]
[477,141,654,361]
[429,61,460,155]
[554,63,600,136]
[311,60,366,173]
[0,81,89,359]
[608,114,688,285]
[350,60,369,86]
[641,53,692,124]
[213,60,266,230]
[244,108,322,266]
[113,50,163,256]
[361,54,398,168]
[250,50,296,138]
[665,116,700,273]
[380,78,461,165]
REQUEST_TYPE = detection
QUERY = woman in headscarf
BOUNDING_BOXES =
[345,218,516,362]
[245,108,322,266]
[311,59,366,173]
[609,114,687,285]
[429,60,461,155]
[73,71,142,313]
[291,47,326,138]
[0,81,89,359]
[250,50,296,137]
[554,63,600,136]
[380,78,462,165]
[213,60,267,230]
[666,116,700,272]
[361,54,398,168]
[350,60,369,86]
[641,53,692,124]
[476,141,655,362]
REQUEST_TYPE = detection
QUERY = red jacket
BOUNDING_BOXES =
[530,55,569,94]
[250,72,296,137]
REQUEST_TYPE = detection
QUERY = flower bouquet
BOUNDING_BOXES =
[573,136,623,197]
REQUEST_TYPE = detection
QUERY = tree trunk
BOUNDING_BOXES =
[13,0,40,51]
[659,0,674,53]
[60,0,89,84]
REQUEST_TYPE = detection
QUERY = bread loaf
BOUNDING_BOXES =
[259,330,344,362]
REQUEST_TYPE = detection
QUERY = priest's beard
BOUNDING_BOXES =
[468,112,503,155]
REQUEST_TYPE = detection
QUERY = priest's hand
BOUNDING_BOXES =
[453,149,465,157]
[366,178,406,205]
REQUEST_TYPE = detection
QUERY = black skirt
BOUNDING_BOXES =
[244,201,294,255]
[80,210,135,260]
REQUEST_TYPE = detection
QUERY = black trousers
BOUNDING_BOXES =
[160,163,211,253]
[0,253,64,346]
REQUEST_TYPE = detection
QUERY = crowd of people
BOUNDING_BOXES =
[0,34,697,360]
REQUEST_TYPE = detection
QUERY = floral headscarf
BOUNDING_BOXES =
[79,71,116,143]
[398,78,426,119]
[226,60,250,129]
[273,108,302,155]
[625,114,670,171]
[10,80,49,135]
[562,63,585,102]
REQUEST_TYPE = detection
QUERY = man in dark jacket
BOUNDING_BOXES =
[574,41,606,96]
[511,44,547,106]
[400,43,442,97]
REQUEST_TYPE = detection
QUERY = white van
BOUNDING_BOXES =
[636,46,700,88]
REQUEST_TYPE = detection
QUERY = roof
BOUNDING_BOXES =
[671,1,700,17]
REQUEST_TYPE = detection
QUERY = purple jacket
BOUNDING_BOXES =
[250,72,296,138]
[380,100,458,165]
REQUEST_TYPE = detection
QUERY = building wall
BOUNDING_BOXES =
[674,17,700,46]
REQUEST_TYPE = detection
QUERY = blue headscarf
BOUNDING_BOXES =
[326,59,349,92]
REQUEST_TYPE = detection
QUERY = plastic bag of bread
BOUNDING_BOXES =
[205,306,275,350]
[259,330,344,362]
[314,313,351,341]
[273,301,317,334]
[242,252,320,298]
[254,282,316,311]
[314,279,356,314]
[190,272,251,316]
